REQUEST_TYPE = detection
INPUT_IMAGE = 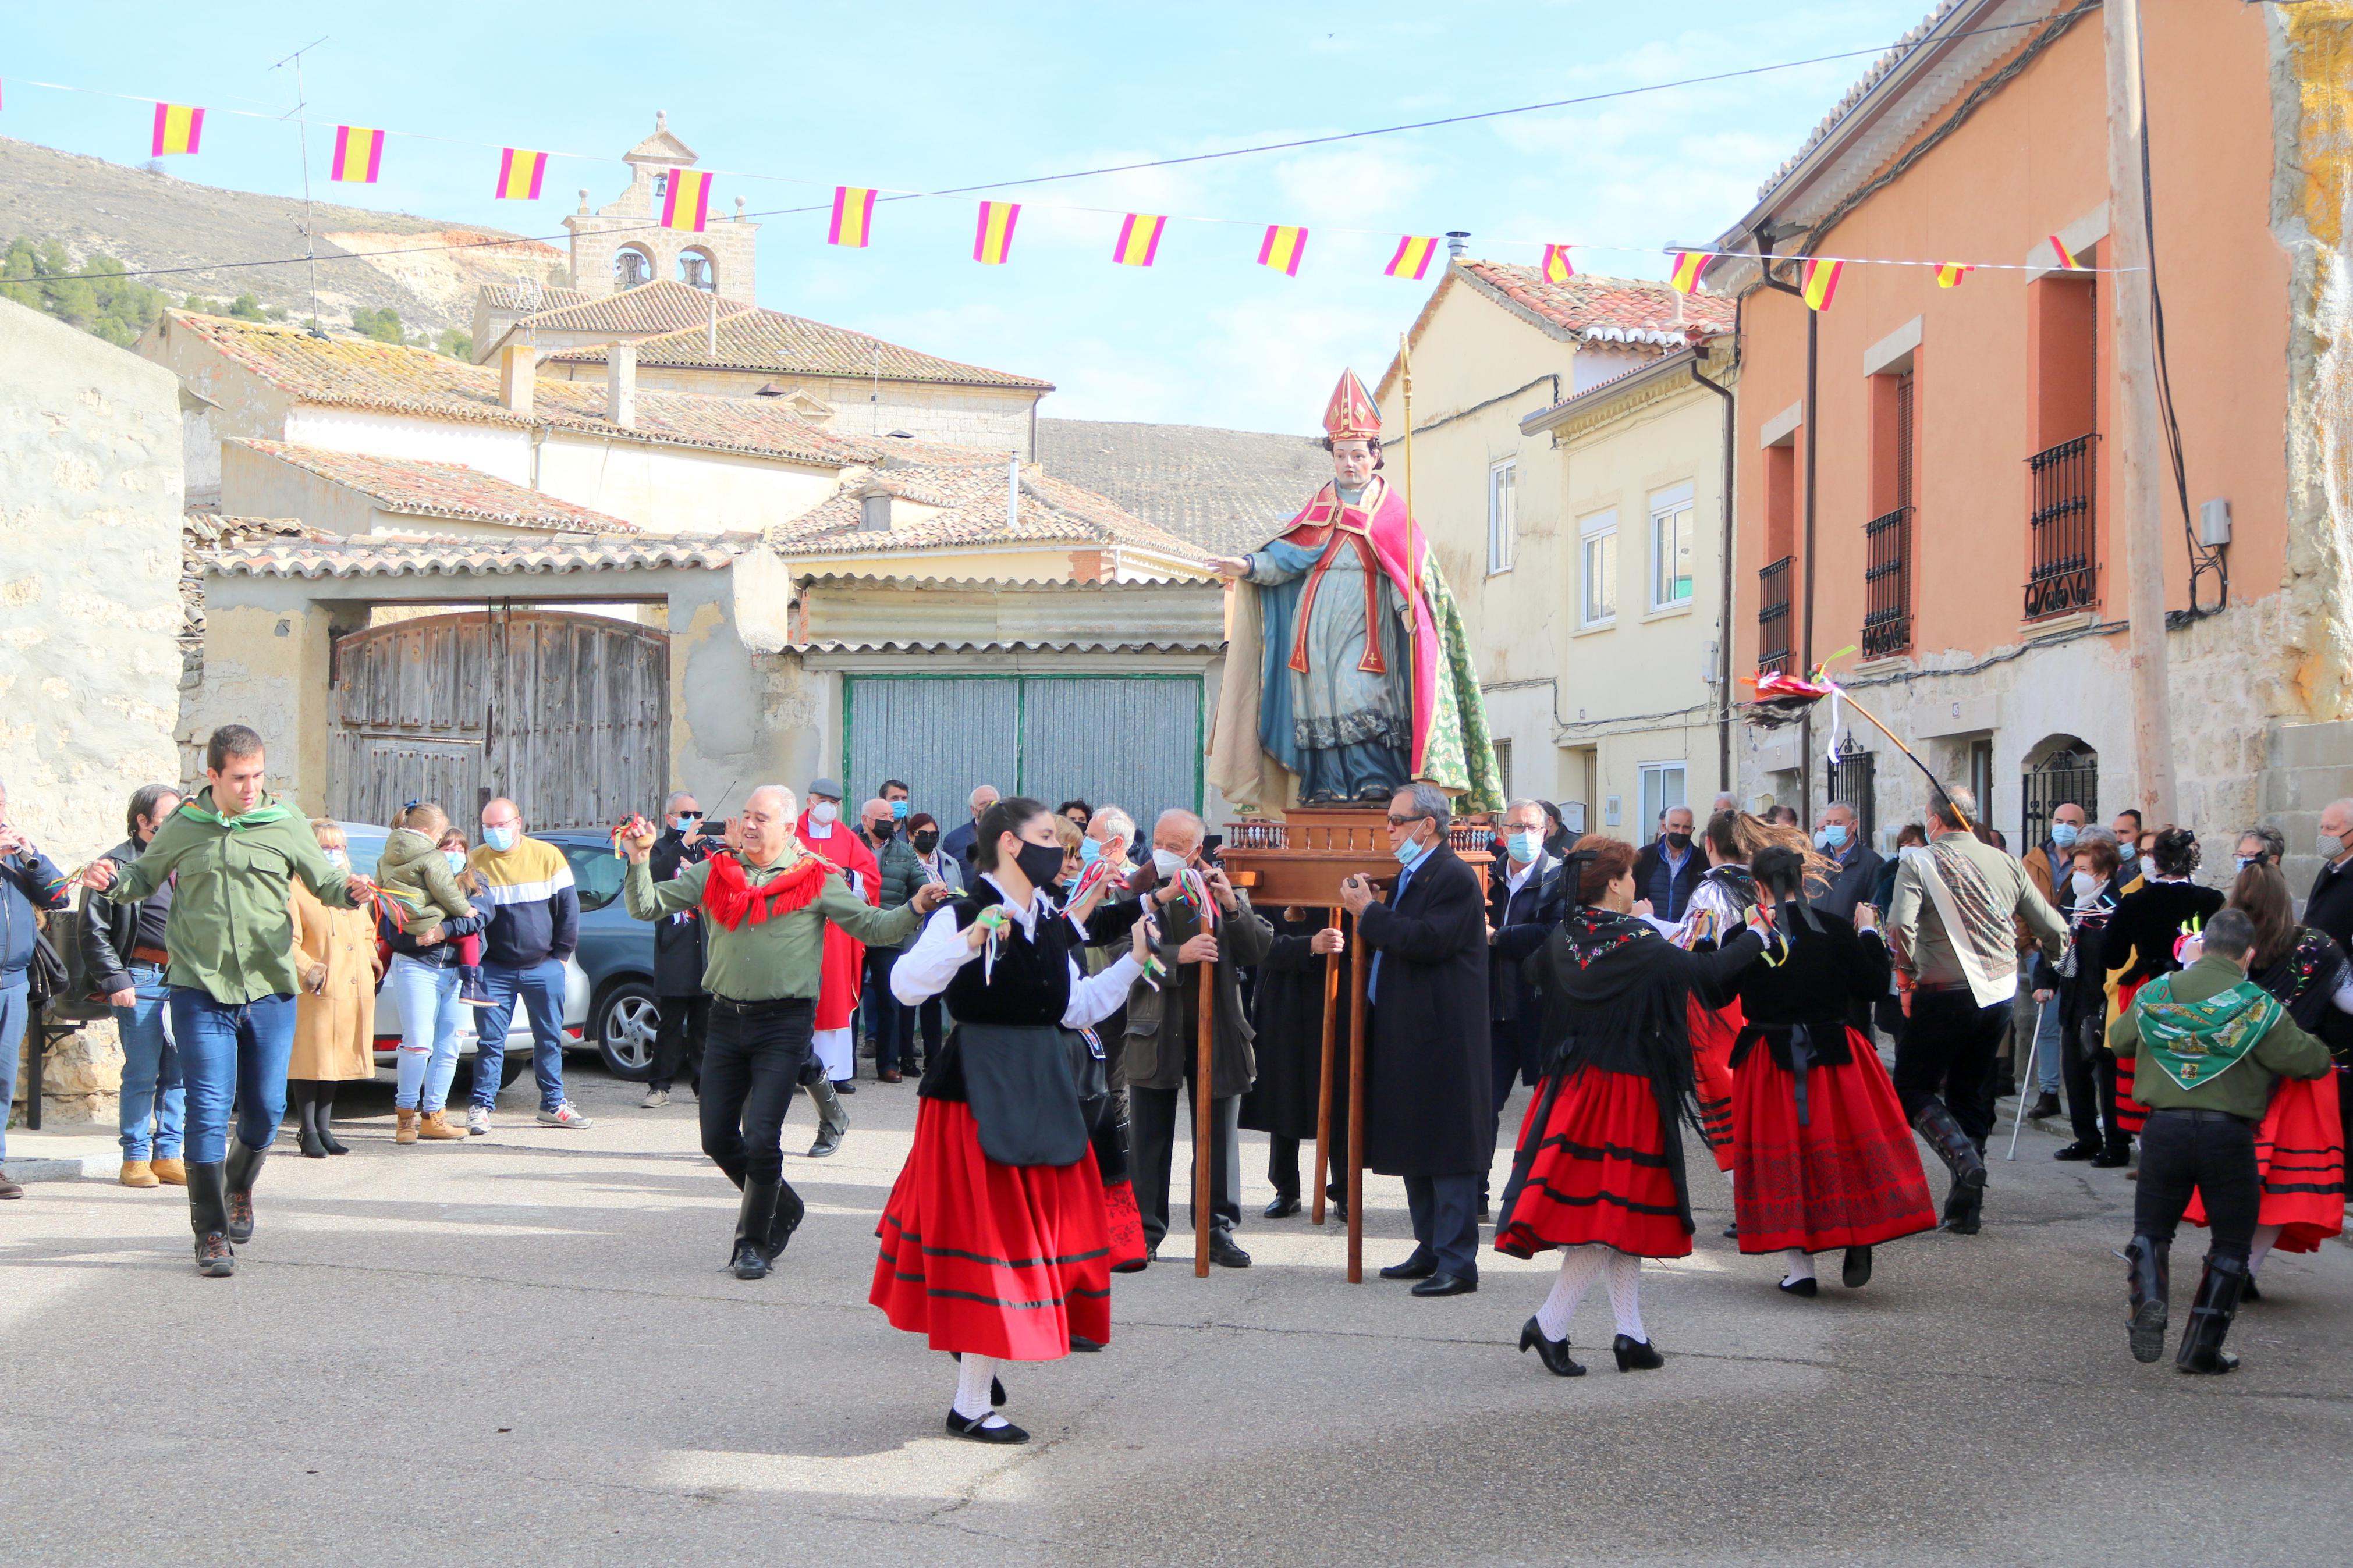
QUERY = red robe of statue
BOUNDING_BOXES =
[796,815,880,1032]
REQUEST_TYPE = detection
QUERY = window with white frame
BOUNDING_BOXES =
[1649,482,1696,610]
[1487,460,1517,574]
[1638,761,1688,840]
[1578,509,1617,627]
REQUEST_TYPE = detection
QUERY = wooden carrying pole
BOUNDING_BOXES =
[1346,908,1369,1282]
[1310,904,1340,1226]
[1194,957,1215,1278]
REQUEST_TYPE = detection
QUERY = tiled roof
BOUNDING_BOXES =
[228,439,639,533]
[1758,1,1966,202]
[175,314,889,468]
[1035,418,1330,557]
[1456,262,1735,345]
[546,305,1054,390]
[180,513,335,658]
[512,279,755,337]
[479,283,590,314]
[765,459,1206,562]
[208,532,759,580]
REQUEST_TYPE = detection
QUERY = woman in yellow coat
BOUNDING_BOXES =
[288,820,386,1158]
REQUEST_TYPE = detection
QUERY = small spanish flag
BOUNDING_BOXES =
[1540,244,1575,284]
[829,186,878,248]
[331,125,384,184]
[1384,235,1437,282]
[1800,258,1843,312]
[1113,214,1165,267]
[662,168,714,233]
[1935,262,1975,289]
[2046,234,2080,270]
[151,103,204,158]
[495,148,548,201]
[1669,250,1709,294]
[1258,225,1308,278]
[973,200,1020,265]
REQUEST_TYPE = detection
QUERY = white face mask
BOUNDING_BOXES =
[1151,847,1188,881]
[325,849,350,871]
[2069,870,2099,903]
[810,802,838,827]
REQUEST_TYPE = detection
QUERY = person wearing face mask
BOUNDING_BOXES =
[1484,801,1566,1214]
[857,797,906,1078]
[2302,798,2353,957]
[2035,830,2129,1162]
[2099,827,2226,1166]
[885,813,964,1077]
[797,779,882,1115]
[377,825,490,1145]
[643,792,717,1109]
[1809,803,1884,925]
[286,821,384,1160]
[80,784,187,1191]
[1631,806,1704,925]
[2019,805,2089,1123]
[468,798,587,1134]
[2111,809,2147,894]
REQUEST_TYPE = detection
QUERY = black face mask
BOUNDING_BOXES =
[912,830,939,855]
[870,822,896,843]
[1012,838,1067,890]
[1665,831,1692,851]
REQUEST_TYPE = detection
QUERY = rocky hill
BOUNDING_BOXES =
[0,134,568,333]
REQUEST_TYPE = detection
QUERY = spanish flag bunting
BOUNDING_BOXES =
[1383,235,1437,282]
[1257,224,1308,278]
[1112,213,1165,267]
[1800,257,1843,312]
[495,148,549,201]
[1935,262,1975,288]
[661,168,714,233]
[2046,234,2079,270]
[1669,250,1709,294]
[1540,243,1575,284]
[151,102,204,157]
[330,125,385,184]
[829,186,878,248]
[972,200,1020,265]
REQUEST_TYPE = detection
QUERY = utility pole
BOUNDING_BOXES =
[2104,0,2177,826]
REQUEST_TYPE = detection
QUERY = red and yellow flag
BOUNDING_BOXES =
[1669,250,1709,294]
[2046,234,2080,270]
[829,186,878,248]
[1935,262,1975,289]
[1258,225,1308,278]
[662,169,714,233]
[151,103,204,157]
[1540,244,1575,284]
[1384,235,1437,282]
[1801,258,1843,312]
[973,200,1020,265]
[495,148,548,201]
[1113,214,1165,267]
[331,126,384,184]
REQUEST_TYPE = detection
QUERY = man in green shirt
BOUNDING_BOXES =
[81,724,372,1278]
[2109,906,2331,1374]
[622,784,947,1279]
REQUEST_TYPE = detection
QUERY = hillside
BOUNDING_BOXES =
[0,134,567,333]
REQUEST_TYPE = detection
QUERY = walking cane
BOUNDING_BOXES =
[1195,956,1215,1278]
[1347,908,1369,1283]
[2006,993,2045,1161]
[1311,903,1340,1226]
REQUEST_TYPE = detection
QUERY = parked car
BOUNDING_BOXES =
[539,830,662,1082]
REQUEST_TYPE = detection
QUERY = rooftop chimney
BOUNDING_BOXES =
[500,342,537,416]
[856,471,893,532]
[1444,231,1471,259]
[606,340,637,428]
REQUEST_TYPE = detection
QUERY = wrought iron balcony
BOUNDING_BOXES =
[2025,434,2099,619]
[1862,504,1913,658]
[1757,554,1794,676]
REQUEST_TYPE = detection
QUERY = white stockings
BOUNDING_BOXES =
[1536,1246,1648,1344]
[2249,1222,2281,1277]
[953,1353,1007,1428]
[1781,1248,1816,1288]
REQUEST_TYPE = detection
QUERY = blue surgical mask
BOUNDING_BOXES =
[484,824,518,852]
[1815,824,1847,850]
[2051,823,2080,849]
[890,799,909,819]
[1509,830,1542,865]
[2117,842,2138,863]
[1393,833,1425,867]
[324,849,350,871]
[443,850,467,873]
[1078,837,1102,866]
[2235,854,2260,872]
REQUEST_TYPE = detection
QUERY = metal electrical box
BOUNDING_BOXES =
[2199,499,2232,547]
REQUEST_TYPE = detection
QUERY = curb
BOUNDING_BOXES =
[1,1154,123,1183]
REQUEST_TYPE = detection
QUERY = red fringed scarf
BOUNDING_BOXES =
[700,851,827,930]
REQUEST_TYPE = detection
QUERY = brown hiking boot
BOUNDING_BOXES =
[395,1108,420,1145]
[416,1110,466,1140]
[120,1160,160,1189]
[151,1157,187,1185]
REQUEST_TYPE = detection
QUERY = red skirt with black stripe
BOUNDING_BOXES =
[2113,977,2151,1135]
[869,1098,1112,1360]
[2184,1071,2347,1251]
[1732,1028,1938,1254]
[1493,1067,1692,1260]
[1686,995,1742,1174]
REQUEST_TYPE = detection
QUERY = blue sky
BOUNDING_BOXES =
[9,1,1936,431]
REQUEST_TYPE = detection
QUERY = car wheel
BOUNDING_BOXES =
[596,982,661,1081]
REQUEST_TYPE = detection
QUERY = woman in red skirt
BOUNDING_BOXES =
[872,797,1151,1443]
[1729,847,1936,1295]
[1496,835,1767,1377]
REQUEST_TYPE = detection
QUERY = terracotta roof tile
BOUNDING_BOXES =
[512,279,756,337]
[765,459,1206,562]
[1456,262,1736,344]
[546,304,1054,390]
[1758,1,1964,201]
[480,283,591,314]
[208,531,758,580]
[1034,419,1329,557]
[228,439,640,533]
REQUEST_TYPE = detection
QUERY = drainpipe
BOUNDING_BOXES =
[1689,296,1741,797]
[1757,232,1816,815]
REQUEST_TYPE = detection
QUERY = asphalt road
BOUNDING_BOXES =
[5,1062,2348,1567]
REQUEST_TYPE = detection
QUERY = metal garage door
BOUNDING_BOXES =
[843,674,1202,827]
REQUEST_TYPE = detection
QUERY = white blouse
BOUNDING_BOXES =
[891,873,1142,1029]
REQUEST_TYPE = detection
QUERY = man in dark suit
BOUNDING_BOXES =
[643,791,715,1108]
[1631,804,1703,922]
[1341,782,1494,1297]
[2306,798,2353,951]
[1811,802,1884,920]
[1484,799,1561,1212]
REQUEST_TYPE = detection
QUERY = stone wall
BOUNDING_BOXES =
[0,296,187,1129]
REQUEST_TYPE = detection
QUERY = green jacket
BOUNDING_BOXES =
[2110,954,2332,1121]
[106,787,357,1003]
[624,844,921,1002]
[375,827,474,923]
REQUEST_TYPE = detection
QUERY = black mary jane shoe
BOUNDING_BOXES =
[946,1410,1029,1445]
[1263,1194,1301,1220]
[1777,1275,1819,1297]
[1841,1246,1873,1289]
[1518,1316,1587,1377]
[1612,1334,1666,1371]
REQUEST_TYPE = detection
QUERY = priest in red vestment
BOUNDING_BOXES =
[798,778,880,1089]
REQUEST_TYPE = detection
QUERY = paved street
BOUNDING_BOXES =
[6,1062,2350,1567]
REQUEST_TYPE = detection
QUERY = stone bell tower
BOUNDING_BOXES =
[563,112,759,301]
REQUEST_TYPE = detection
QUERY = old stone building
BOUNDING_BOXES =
[563,112,758,302]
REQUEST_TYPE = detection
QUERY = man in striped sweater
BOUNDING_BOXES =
[467,797,587,1134]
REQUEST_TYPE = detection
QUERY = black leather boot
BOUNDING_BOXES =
[223,1139,267,1245]
[733,1180,782,1279]
[2126,1234,2170,1363]
[188,1161,235,1278]
[1912,1100,1987,1229]
[768,1181,807,1261]
[292,1083,328,1159]
[2175,1251,2249,1374]
[316,1085,350,1155]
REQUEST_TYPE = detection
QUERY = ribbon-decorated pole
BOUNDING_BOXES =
[1743,659,1975,834]
[1399,330,1419,611]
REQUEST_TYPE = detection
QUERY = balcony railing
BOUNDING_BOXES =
[2025,434,2099,620]
[1861,504,1913,658]
[1757,554,1794,676]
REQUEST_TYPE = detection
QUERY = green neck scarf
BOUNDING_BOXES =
[179,787,293,831]
[2135,971,2283,1091]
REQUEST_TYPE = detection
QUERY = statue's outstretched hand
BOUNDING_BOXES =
[1205,554,1250,580]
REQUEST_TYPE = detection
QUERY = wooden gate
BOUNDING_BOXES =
[329,608,669,831]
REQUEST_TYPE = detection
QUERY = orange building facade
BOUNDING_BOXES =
[1712,0,2350,869]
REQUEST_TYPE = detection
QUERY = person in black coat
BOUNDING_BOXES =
[2097,827,2226,1161]
[1809,803,1884,922]
[1340,784,1493,1297]
[1630,806,1705,923]
[1239,908,1351,1219]
[645,792,716,1104]
[1486,801,1564,1211]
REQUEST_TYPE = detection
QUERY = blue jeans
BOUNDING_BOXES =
[168,988,297,1165]
[387,955,464,1112]
[112,963,184,1160]
[0,976,26,1160]
[2031,990,2064,1094]
[471,958,567,1114]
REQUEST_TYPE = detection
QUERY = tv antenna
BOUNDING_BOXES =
[269,35,331,338]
